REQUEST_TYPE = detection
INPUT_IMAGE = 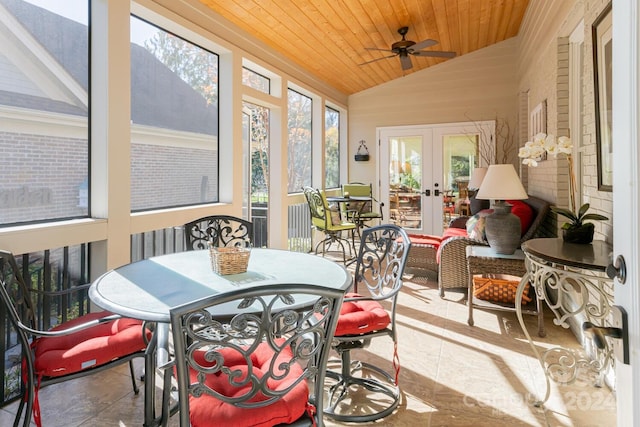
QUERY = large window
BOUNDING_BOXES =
[0,0,89,226]
[287,89,312,193]
[130,16,219,211]
[324,106,340,188]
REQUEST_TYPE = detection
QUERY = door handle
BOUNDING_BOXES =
[606,255,627,284]
[433,189,439,197]
[583,305,629,364]
[423,189,431,196]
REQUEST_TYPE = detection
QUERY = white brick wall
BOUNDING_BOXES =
[518,0,613,242]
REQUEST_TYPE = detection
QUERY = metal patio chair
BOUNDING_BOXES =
[0,250,151,427]
[184,215,253,250]
[325,224,411,422]
[165,283,345,426]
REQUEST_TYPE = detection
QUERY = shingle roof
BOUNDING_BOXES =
[1,0,217,135]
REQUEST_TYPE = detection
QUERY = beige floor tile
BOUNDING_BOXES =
[1,270,616,426]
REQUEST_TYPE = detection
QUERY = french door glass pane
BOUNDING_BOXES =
[389,136,422,229]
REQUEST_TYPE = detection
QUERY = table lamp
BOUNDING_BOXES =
[475,164,528,254]
[468,167,489,214]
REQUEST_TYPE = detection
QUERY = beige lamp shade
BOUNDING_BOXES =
[475,164,528,201]
[468,167,487,190]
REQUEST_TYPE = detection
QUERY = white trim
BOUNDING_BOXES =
[569,20,584,205]
[0,105,87,138]
[132,123,218,150]
[612,0,640,425]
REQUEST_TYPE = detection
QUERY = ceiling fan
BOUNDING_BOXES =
[361,26,456,71]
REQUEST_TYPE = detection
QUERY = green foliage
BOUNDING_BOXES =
[400,173,420,190]
[551,203,609,229]
[145,32,218,106]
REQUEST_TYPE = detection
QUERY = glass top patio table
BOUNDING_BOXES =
[89,248,351,426]
[89,248,352,323]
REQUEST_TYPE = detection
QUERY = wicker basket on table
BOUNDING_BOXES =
[208,245,250,275]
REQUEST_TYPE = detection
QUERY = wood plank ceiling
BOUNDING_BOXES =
[198,0,529,96]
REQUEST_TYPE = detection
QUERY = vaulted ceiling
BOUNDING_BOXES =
[198,0,530,95]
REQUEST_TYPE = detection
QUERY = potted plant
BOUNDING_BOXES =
[550,203,608,244]
[518,133,609,244]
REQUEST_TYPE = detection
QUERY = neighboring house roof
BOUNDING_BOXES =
[0,0,217,135]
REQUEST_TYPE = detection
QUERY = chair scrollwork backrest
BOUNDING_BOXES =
[169,283,345,426]
[303,186,330,230]
[353,225,411,302]
[184,215,253,250]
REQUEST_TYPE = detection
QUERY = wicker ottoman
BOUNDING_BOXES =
[405,234,441,277]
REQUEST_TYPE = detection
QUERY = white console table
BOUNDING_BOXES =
[516,238,615,406]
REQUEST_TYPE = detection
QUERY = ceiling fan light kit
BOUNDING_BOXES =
[361,26,456,71]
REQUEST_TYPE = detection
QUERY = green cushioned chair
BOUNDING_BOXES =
[303,186,357,264]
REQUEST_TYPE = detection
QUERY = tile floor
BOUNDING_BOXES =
[0,272,617,426]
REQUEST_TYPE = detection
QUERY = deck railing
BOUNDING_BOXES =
[0,204,312,405]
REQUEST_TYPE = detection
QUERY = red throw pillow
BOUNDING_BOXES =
[507,200,534,236]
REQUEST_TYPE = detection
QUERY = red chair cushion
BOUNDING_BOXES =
[507,200,534,236]
[34,312,148,378]
[334,292,391,336]
[187,340,309,427]
[407,234,441,248]
[441,227,468,241]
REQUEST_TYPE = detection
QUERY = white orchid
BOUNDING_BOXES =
[519,133,573,164]
[557,136,573,155]
[519,133,576,213]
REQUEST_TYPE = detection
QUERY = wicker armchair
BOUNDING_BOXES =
[437,195,551,297]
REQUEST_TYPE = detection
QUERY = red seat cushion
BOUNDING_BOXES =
[407,234,441,248]
[441,227,468,241]
[187,340,309,427]
[507,200,534,236]
[34,312,148,378]
[334,292,390,336]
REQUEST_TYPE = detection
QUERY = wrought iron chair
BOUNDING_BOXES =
[303,186,357,264]
[341,182,384,232]
[166,283,345,427]
[0,250,151,427]
[184,215,253,250]
[325,224,411,422]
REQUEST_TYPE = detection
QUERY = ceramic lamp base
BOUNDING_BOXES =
[484,202,521,255]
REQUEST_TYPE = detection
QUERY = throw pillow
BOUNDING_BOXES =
[507,200,534,236]
[465,209,493,242]
[328,202,341,225]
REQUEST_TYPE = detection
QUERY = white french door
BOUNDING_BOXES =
[378,121,493,236]
[612,1,639,424]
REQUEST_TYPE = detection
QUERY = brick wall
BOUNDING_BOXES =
[518,0,613,243]
[0,131,88,224]
[0,131,219,224]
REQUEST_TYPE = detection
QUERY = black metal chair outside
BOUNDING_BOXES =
[0,250,151,427]
[184,215,253,250]
[303,186,357,264]
[325,224,411,422]
[165,283,346,427]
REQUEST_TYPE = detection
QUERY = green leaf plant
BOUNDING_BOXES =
[550,203,609,230]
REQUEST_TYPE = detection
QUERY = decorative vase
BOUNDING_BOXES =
[562,223,595,244]
[484,203,521,254]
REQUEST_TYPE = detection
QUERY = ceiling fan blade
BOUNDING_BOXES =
[359,54,398,66]
[412,50,457,58]
[365,47,394,53]
[400,54,413,70]
[409,38,438,51]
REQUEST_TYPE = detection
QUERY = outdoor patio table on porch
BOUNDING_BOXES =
[89,248,352,426]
